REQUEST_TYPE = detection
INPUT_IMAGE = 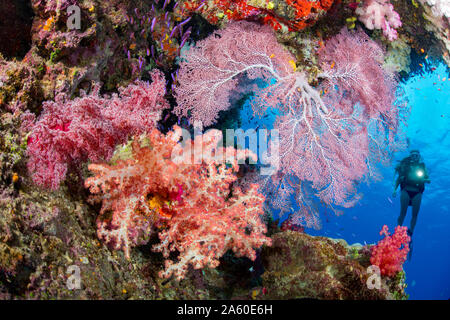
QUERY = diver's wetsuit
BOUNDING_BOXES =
[398,189,422,234]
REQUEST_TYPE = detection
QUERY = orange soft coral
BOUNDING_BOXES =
[85,126,271,279]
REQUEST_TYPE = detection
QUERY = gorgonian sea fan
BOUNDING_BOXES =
[318,27,397,119]
[174,21,295,126]
[27,69,169,189]
[174,21,402,229]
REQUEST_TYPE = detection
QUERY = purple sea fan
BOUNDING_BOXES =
[173,21,403,230]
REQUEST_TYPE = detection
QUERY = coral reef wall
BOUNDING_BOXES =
[0,0,446,300]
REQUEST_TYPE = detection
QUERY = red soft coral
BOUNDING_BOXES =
[26,69,169,189]
[85,126,271,279]
[370,225,410,277]
[178,0,335,32]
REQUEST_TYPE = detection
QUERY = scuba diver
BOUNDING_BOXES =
[392,150,431,259]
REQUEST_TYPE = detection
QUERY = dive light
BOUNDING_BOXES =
[416,169,424,178]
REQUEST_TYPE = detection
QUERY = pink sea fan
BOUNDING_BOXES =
[318,27,397,119]
[173,21,295,126]
[173,21,403,229]
[268,106,367,227]
[27,69,169,189]
[318,27,404,177]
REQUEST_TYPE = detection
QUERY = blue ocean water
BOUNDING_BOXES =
[309,62,450,300]
[239,62,450,300]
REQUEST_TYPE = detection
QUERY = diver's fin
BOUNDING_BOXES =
[408,239,413,261]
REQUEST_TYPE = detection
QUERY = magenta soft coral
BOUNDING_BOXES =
[26,69,169,189]
[370,225,410,277]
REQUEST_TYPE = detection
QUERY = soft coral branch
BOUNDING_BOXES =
[355,0,402,41]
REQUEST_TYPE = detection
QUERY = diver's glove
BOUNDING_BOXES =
[392,190,397,198]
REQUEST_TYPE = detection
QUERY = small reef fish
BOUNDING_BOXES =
[288,60,297,71]
[179,17,192,27]
[197,2,206,11]
[348,2,359,10]
[151,17,157,32]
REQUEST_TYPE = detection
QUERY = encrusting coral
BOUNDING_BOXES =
[260,230,408,300]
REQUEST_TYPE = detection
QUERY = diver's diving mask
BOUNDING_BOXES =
[410,150,420,162]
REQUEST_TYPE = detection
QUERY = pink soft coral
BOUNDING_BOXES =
[85,126,271,279]
[370,225,410,277]
[27,69,169,189]
[356,0,402,41]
